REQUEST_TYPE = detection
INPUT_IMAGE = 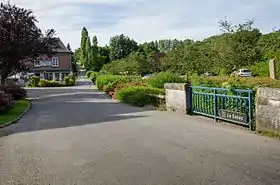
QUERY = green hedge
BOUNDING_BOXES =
[89,72,98,82]
[115,86,165,107]
[28,76,40,87]
[189,76,280,90]
[38,80,63,87]
[96,75,140,91]
[148,72,185,89]
[64,75,76,86]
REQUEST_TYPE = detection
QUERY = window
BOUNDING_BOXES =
[34,61,41,67]
[52,57,59,67]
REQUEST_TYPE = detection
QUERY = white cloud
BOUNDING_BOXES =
[6,0,280,49]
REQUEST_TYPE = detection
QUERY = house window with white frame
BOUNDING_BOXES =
[34,61,41,67]
[52,57,59,67]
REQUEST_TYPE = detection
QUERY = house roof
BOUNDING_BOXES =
[53,38,71,53]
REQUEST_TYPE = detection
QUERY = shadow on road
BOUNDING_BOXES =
[0,92,149,137]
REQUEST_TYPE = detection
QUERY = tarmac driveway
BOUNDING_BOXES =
[0,87,280,185]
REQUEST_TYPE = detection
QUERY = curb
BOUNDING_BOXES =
[0,99,32,129]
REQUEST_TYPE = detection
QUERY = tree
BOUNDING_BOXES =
[218,19,262,73]
[109,34,138,61]
[0,3,57,84]
[84,36,92,70]
[67,43,78,75]
[80,27,89,66]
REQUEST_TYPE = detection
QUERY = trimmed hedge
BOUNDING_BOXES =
[115,86,165,107]
[96,75,140,91]
[148,72,185,89]
[190,76,280,90]
[38,80,63,87]
[28,76,40,87]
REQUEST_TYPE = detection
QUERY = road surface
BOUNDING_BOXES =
[0,80,280,185]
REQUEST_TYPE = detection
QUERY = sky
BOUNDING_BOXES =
[7,0,280,49]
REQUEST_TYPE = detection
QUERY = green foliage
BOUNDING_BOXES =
[86,71,98,82]
[148,72,185,89]
[189,76,280,90]
[78,20,280,80]
[0,84,27,100]
[63,75,75,86]
[38,80,63,87]
[86,71,94,78]
[0,90,13,114]
[89,72,98,82]
[109,34,139,61]
[28,76,40,87]
[115,86,165,107]
[95,75,140,91]
[0,100,29,124]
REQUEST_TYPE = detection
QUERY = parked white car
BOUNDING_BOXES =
[142,74,154,79]
[237,69,252,77]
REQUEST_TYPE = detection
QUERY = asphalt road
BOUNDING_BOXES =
[0,81,280,185]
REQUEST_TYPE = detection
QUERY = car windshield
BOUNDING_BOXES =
[241,70,250,73]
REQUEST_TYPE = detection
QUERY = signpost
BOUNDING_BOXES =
[220,109,248,124]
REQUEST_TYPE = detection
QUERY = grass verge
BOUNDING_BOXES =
[0,100,30,125]
[257,130,280,140]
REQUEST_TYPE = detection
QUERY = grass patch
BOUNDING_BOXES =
[257,130,280,140]
[0,100,29,125]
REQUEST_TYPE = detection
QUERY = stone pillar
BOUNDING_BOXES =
[164,83,188,113]
[52,72,56,81]
[269,59,276,79]
[59,73,62,81]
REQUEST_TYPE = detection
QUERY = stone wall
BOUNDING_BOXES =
[164,83,187,113]
[256,88,280,134]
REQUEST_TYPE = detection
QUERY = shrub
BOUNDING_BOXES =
[89,72,98,83]
[38,80,63,87]
[189,76,280,90]
[148,72,185,89]
[96,75,140,91]
[86,71,96,78]
[115,86,165,107]
[64,75,75,86]
[0,84,27,100]
[28,76,40,87]
[0,90,14,114]
[114,80,148,92]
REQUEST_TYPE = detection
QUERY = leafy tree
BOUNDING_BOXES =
[80,27,89,66]
[67,43,78,76]
[218,19,262,73]
[0,3,57,84]
[109,34,139,61]
[98,45,111,64]
[84,36,92,70]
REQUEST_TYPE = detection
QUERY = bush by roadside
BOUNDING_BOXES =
[64,75,76,86]
[0,90,14,114]
[38,79,63,87]
[0,84,27,100]
[96,75,140,91]
[148,72,185,89]
[28,76,40,87]
[189,76,280,90]
[27,75,76,87]
[115,86,165,107]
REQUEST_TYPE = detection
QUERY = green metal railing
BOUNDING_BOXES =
[189,86,253,130]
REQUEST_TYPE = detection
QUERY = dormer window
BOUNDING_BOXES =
[52,57,59,67]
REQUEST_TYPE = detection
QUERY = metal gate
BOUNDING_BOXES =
[189,86,253,130]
